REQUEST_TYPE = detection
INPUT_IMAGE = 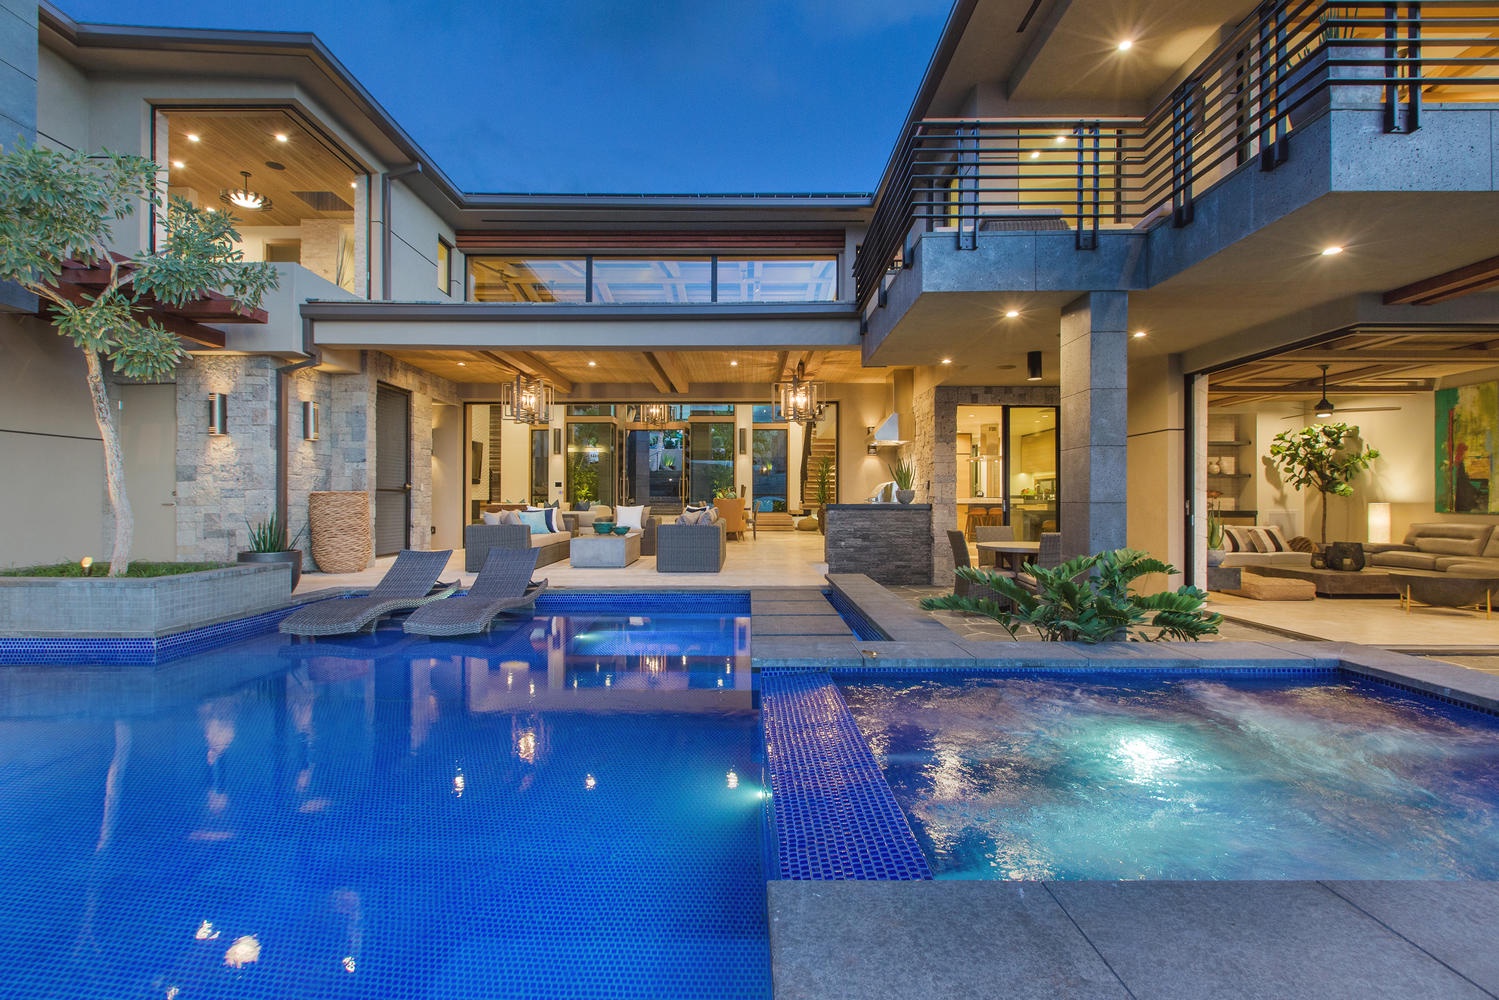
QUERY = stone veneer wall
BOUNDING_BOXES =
[917,384,1060,583]
[171,351,457,566]
[824,504,933,585]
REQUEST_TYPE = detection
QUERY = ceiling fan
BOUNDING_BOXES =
[1279,365,1400,419]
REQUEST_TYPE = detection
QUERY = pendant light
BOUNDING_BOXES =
[1313,364,1335,419]
[772,361,824,422]
[221,170,273,212]
[501,373,553,425]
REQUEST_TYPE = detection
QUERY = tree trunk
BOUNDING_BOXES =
[1319,489,1329,546]
[84,349,133,575]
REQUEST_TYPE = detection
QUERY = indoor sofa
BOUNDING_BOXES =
[1365,522,1499,574]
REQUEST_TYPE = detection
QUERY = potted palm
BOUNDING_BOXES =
[238,511,305,591]
[1206,506,1226,568]
[889,457,916,504]
[813,456,833,533]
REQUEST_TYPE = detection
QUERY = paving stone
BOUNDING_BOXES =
[752,616,853,637]
[1323,881,1499,995]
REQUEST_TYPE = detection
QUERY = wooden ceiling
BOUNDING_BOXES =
[160,109,363,228]
[1210,328,1499,407]
[384,348,884,393]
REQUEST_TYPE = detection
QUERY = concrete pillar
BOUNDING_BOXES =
[1059,291,1128,560]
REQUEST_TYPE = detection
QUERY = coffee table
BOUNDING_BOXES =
[569,530,642,569]
[1248,564,1399,597]
[1387,569,1499,617]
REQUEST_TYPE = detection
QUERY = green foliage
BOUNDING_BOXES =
[1206,507,1224,550]
[921,548,1222,643]
[888,456,915,490]
[814,456,834,506]
[567,455,599,503]
[1268,422,1379,542]
[1,561,228,578]
[244,511,305,553]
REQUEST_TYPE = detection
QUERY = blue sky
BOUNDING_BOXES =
[57,0,953,194]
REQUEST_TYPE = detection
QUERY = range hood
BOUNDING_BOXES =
[871,412,906,446]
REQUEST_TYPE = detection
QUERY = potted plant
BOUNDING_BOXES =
[889,457,916,504]
[814,456,833,534]
[1268,422,1379,545]
[1205,505,1225,568]
[238,511,306,591]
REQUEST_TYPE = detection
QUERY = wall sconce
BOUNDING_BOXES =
[552,428,563,455]
[1026,351,1043,382]
[738,427,747,456]
[866,426,877,455]
[1367,501,1391,544]
[302,400,319,441]
[207,393,229,435]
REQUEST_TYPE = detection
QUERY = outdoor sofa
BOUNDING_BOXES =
[463,521,570,572]
[655,520,727,572]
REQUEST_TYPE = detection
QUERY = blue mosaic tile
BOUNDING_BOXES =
[0,606,296,666]
[820,588,888,641]
[827,663,1344,680]
[539,591,749,616]
[759,672,931,881]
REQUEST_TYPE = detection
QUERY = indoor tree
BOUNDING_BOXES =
[1267,422,1379,544]
[0,141,278,575]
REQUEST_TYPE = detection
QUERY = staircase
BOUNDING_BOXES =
[802,439,838,510]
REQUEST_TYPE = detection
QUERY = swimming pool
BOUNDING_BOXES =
[0,597,768,999]
[840,673,1499,881]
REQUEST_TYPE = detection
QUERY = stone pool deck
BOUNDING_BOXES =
[760,575,1499,1000]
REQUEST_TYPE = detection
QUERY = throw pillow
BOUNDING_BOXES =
[518,509,551,534]
[574,500,591,512]
[616,505,646,530]
[481,510,503,526]
[685,504,709,515]
[700,506,719,525]
[676,510,702,526]
[1222,526,1250,553]
[1246,526,1287,553]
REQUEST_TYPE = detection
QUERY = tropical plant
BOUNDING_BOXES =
[1267,422,1379,544]
[1206,506,1224,551]
[888,457,915,491]
[0,140,278,575]
[814,456,833,507]
[567,454,599,503]
[921,548,1222,643]
[244,512,305,553]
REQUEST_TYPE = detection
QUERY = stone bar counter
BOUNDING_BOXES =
[824,504,933,585]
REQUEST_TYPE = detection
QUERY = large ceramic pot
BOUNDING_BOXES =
[1206,548,1226,568]
[895,489,916,504]
[237,549,303,591]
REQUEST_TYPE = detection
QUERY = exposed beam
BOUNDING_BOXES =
[773,350,790,382]
[647,351,690,394]
[46,281,226,349]
[1279,348,1499,363]
[639,355,673,393]
[486,350,574,392]
[1384,254,1499,305]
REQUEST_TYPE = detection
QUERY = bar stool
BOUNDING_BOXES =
[964,505,993,540]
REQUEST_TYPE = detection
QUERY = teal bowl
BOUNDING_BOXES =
[592,521,615,535]
[613,525,630,535]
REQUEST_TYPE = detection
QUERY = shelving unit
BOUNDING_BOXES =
[1206,415,1255,522]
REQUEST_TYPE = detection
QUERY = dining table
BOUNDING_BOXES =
[976,539,1040,572]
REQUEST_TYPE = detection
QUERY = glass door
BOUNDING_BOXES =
[623,420,687,516]
[689,421,734,504]
[1007,407,1058,540]
[567,422,615,507]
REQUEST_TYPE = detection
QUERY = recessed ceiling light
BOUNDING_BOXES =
[1029,150,1040,159]
[205,206,216,213]
[350,181,358,188]
[1117,39,1134,51]
[171,160,185,169]
[587,360,597,367]
[1054,135,1067,144]
[185,133,200,142]
[1132,330,1147,339]
[1005,309,1020,319]
[729,360,739,367]
[941,357,952,365]
[456,361,466,367]
[274,133,289,143]
[1321,245,1344,256]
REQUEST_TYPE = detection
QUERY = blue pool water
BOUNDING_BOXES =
[0,600,768,999]
[840,674,1499,881]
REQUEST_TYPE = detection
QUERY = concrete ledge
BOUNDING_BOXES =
[826,574,956,642]
[0,564,291,637]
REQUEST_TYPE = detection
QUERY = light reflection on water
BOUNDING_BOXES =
[842,675,1499,881]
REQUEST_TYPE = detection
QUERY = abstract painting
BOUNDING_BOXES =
[1435,381,1498,513]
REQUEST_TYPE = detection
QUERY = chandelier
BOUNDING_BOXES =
[220,170,273,212]
[772,361,824,422]
[638,403,672,427]
[501,373,554,425]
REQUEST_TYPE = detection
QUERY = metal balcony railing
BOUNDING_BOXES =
[856,1,1499,310]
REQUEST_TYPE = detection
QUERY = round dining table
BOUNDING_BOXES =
[975,539,1040,572]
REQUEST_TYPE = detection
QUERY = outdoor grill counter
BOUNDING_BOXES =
[824,503,932,585]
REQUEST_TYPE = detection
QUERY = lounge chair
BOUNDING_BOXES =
[279,549,455,637]
[403,547,546,636]
[947,530,1013,607]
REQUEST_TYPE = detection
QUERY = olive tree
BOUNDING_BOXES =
[1268,422,1379,544]
[0,141,278,574]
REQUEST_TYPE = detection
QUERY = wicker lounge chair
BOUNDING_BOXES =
[656,521,727,572]
[403,548,546,636]
[947,530,1013,607]
[279,549,455,637]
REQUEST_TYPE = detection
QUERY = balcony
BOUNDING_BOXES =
[857,1,1499,317]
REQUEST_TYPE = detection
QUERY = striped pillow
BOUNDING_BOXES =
[1222,526,1252,553]
[1246,526,1288,553]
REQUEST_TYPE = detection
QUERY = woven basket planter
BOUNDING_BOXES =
[308,491,372,574]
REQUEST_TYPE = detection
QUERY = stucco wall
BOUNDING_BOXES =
[1,0,37,146]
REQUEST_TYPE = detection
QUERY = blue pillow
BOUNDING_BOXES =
[518,509,551,534]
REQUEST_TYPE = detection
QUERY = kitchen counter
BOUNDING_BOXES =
[824,504,932,585]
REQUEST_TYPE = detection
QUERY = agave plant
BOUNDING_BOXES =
[888,457,915,490]
[922,548,1222,643]
[244,511,305,553]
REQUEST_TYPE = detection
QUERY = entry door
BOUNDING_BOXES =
[118,383,177,560]
[374,384,411,555]
[623,426,687,516]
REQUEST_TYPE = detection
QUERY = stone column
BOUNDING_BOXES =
[1059,291,1128,560]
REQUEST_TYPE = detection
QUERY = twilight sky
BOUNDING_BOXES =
[55,0,954,195]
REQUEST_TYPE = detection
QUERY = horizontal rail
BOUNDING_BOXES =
[856,1,1499,309]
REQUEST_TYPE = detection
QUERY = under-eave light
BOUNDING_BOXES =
[1132,330,1147,339]
[1005,309,1020,319]
[1117,39,1134,51]
[1321,245,1344,256]
[1026,351,1043,382]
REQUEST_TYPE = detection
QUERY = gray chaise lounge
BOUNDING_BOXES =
[280,549,455,637]
[404,548,545,636]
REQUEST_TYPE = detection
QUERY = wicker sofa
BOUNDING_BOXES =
[1366,522,1499,574]
[462,523,570,572]
[655,521,727,573]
